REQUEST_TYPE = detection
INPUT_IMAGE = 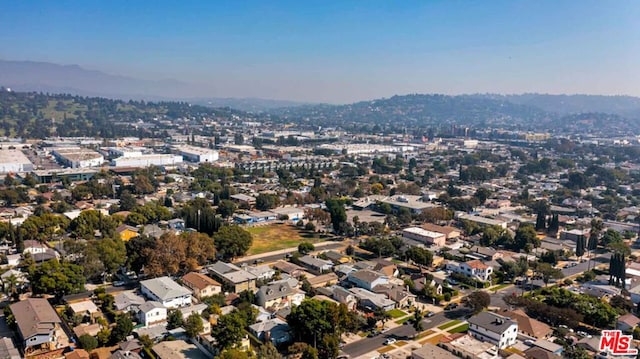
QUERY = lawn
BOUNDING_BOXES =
[416,329,435,339]
[420,333,444,345]
[447,323,469,334]
[386,309,407,318]
[395,317,413,325]
[489,283,512,291]
[246,224,323,255]
[438,320,462,330]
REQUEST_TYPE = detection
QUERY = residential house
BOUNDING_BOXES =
[230,194,256,208]
[245,265,276,281]
[140,276,192,308]
[256,280,305,310]
[73,323,101,338]
[466,246,502,262]
[411,343,457,359]
[307,273,339,289]
[348,269,389,291]
[208,261,257,293]
[137,301,167,327]
[349,287,396,311]
[525,340,564,357]
[68,300,101,323]
[271,261,305,278]
[114,291,146,313]
[65,349,91,359]
[181,272,222,300]
[116,224,139,241]
[152,340,208,359]
[248,318,292,345]
[439,333,500,359]
[322,250,351,264]
[446,260,493,282]
[110,350,143,359]
[412,275,443,296]
[372,258,399,277]
[10,298,69,357]
[504,309,552,339]
[617,313,640,333]
[422,223,461,241]
[331,286,358,310]
[373,284,416,308]
[468,311,518,349]
[23,240,59,262]
[297,255,333,274]
[402,227,446,246]
[0,269,29,293]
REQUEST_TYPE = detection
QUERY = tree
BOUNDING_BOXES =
[345,245,355,256]
[30,259,85,297]
[535,211,546,231]
[575,235,586,259]
[110,314,133,343]
[298,242,315,255]
[217,200,237,219]
[405,246,433,267]
[78,334,98,351]
[256,194,280,211]
[412,309,424,332]
[144,232,216,277]
[119,191,137,211]
[213,225,253,261]
[536,262,563,286]
[184,313,204,338]
[609,252,626,288]
[325,198,347,234]
[96,237,127,274]
[514,223,540,253]
[463,291,491,314]
[257,342,280,359]
[212,311,246,350]
[167,309,184,330]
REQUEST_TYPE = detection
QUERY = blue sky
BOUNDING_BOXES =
[1,1,639,102]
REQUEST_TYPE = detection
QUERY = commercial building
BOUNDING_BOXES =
[0,149,34,173]
[52,147,104,168]
[174,145,219,163]
[402,227,446,246]
[112,154,183,168]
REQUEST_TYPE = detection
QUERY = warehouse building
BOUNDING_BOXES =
[173,145,219,163]
[0,149,34,173]
[52,147,104,168]
[402,227,446,246]
[112,154,183,168]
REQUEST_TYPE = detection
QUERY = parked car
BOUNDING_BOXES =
[426,311,435,317]
[445,303,458,310]
[368,330,381,337]
[384,338,397,345]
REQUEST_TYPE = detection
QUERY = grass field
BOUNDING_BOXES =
[447,323,469,334]
[489,283,512,291]
[438,320,462,330]
[386,309,407,318]
[246,224,324,255]
[420,333,445,345]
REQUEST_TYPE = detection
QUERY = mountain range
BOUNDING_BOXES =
[2,59,640,133]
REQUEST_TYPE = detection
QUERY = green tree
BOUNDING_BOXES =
[78,334,98,351]
[514,223,540,252]
[405,246,433,267]
[212,311,246,350]
[184,313,204,338]
[575,235,586,259]
[213,225,253,261]
[119,190,138,211]
[536,262,563,286]
[96,237,127,274]
[256,342,281,359]
[463,291,491,313]
[167,309,184,330]
[255,193,280,211]
[30,259,85,297]
[412,309,424,332]
[110,314,133,343]
[325,198,347,234]
[298,242,315,255]
[217,200,237,219]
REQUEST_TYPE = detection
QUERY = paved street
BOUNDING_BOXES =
[342,309,468,358]
[234,241,346,266]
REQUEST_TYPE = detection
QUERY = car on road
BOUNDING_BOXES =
[368,330,381,337]
[426,311,435,317]
[383,338,397,345]
[445,303,458,310]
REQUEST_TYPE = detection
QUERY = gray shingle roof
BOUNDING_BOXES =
[468,311,517,335]
[140,276,191,301]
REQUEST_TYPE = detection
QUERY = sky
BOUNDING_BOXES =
[1,1,639,103]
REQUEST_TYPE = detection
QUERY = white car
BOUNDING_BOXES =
[384,338,397,345]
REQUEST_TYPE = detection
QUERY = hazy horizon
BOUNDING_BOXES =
[1,1,639,103]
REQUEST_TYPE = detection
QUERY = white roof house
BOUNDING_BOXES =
[140,276,192,309]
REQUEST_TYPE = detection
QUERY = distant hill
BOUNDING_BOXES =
[0,59,308,112]
[0,90,269,138]
[477,93,640,118]
[272,93,640,134]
